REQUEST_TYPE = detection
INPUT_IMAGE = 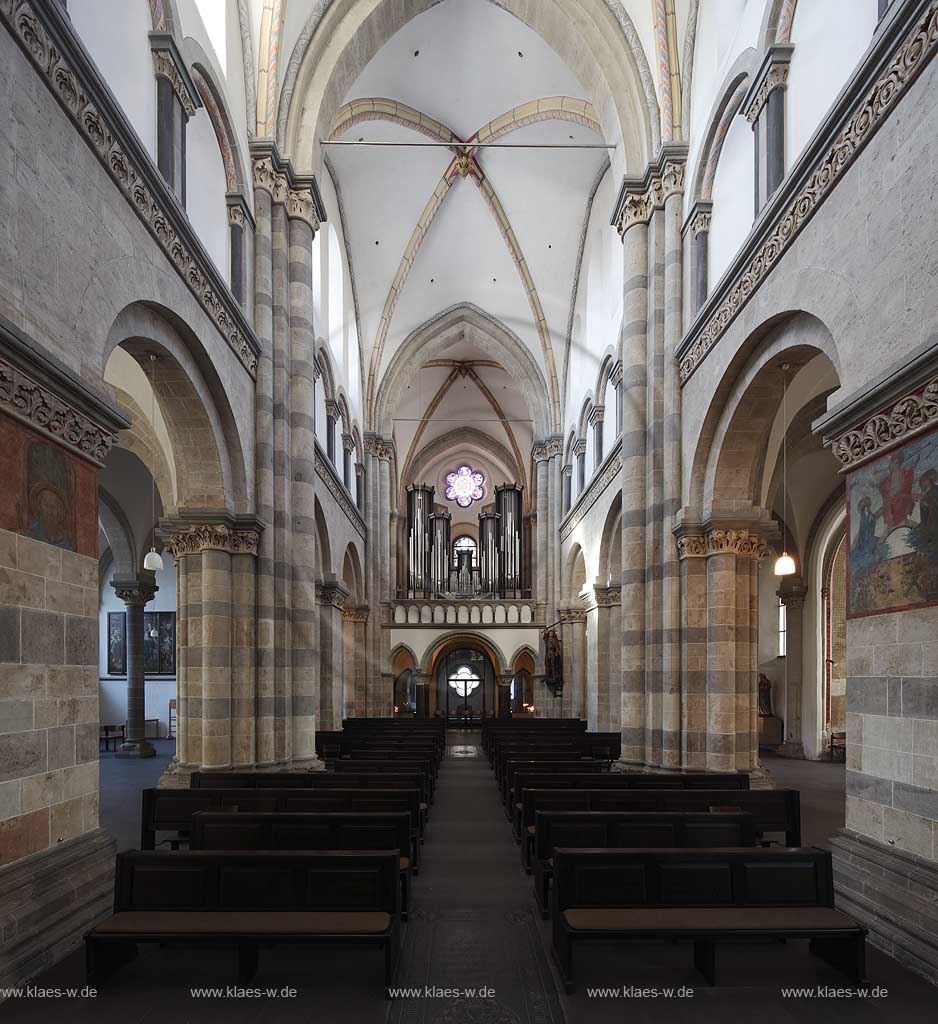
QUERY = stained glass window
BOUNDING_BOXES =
[448,664,481,698]
[445,465,485,507]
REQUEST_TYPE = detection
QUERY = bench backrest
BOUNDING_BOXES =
[552,847,833,911]
[114,849,399,914]
[535,811,756,861]
[513,771,750,806]
[190,811,412,860]
[191,771,426,792]
[141,787,421,848]
[522,788,800,845]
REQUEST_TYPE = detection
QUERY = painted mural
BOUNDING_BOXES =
[23,440,75,550]
[848,426,938,617]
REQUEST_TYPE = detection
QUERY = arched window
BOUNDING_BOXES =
[452,535,477,569]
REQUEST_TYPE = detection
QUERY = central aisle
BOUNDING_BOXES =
[387,733,565,1024]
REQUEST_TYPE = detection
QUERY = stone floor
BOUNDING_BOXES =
[1,736,935,1023]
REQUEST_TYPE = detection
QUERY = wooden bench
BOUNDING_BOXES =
[324,760,435,802]
[85,850,401,989]
[192,769,432,815]
[500,759,612,811]
[532,810,756,917]
[141,788,425,868]
[509,771,751,836]
[190,811,415,919]
[518,788,801,870]
[551,847,866,991]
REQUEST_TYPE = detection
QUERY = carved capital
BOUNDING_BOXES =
[342,605,369,623]
[692,210,712,236]
[363,435,394,461]
[111,577,158,607]
[286,187,319,230]
[591,584,622,608]
[616,191,653,235]
[558,606,587,624]
[588,405,605,427]
[608,361,623,388]
[317,580,349,610]
[165,523,261,559]
[705,528,769,560]
[676,533,707,560]
[744,47,794,123]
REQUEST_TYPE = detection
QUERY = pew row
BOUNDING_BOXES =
[532,810,756,917]
[85,850,401,990]
[551,847,866,991]
[190,811,414,919]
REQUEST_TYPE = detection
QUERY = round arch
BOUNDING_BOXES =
[314,498,333,576]
[103,301,248,513]
[422,631,510,677]
[341,542,364,603]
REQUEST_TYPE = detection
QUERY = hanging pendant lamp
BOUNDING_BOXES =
[775,362,795,576]
[143,353,164,573]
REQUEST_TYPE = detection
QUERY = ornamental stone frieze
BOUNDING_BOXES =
[0,318,129,466]
[743,45,794,124]
[678,0,938,384]
[342,606,369,623]
[612,144,688,236]
[0,0,260,378]
[558,607,587,624]
[314,447,366,538]
[164,522,262,559]
[829,374,938,470]
[149,33,200,118]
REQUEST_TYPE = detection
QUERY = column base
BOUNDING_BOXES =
[116,739,156,758]
[0,828,116,988]
[775,741,806,759]
[831,829,938,985]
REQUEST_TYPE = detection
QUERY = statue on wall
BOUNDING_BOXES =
[758,672,774,718]
[543,628,563,695]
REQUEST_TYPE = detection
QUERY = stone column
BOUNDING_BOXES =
[677,529,708,769]
[287,183,322,765]
[162,519,262,781]
[574,439,586,495]
[149,33,200,204]
[325,400,338,465]
[683,202,712,314]
[226,193,254,312]
[615,193,648,763]
[533,443,549,609]
[744,46,793,212]
[343,606,369,718]
[342,433,354,490]
[778,578,808,757]
[317,577,350,732]
[561,464,572,516]
[558,608,587,721]
[550,438,564,621]
[589,584,621,731]
[590,406,604,466]
[111,577,158,758]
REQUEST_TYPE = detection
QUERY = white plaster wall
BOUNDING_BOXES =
[707,111,754,291]
[186,107,231,281]
[786,0,879,171]
[98,557,177,738]
[564,171,621,441]
[69,0,157,159]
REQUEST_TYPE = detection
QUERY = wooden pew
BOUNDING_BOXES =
[500,759,612,811]
[518,788,801,870]
[325,758,436,800]
[195,770,436,815]
[551,847,866,991]
[509,771,751,836]
[481,720,586,754]
[85,850,401,988]
[190,811,415,919]
[141,788,425,867]
[531,810,756,917]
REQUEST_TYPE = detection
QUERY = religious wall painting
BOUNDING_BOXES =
[847,426,938,617]
[22,440,76,550]
[107,611,126,675]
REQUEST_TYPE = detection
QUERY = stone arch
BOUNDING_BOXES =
[187,52,251,199]
[690,55,757,203]
[688,311,842,519]
[391,643,419,673]
[103,301,248,513]
[509,645,538,673]
[109,385,177,515]
[597,490,622,583]
[314,497,332,576]
[277,0,659,177]
[759,0,800,49]
[98,486,136,576]
[317,344,337,401]
[423,632,509,677]
[342,542,364,603]
[563,543,588,605]
[375,304,551,437]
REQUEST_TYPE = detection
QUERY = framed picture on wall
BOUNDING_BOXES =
[143,611,176,675]
[107,611,126,675]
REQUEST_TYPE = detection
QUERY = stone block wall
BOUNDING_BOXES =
[845,606,938,861]
[0,528,101,865]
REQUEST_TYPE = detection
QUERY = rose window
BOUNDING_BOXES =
[444,465,485,507]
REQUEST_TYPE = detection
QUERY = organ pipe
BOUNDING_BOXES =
[478,512,500,595]
[495,484,523,597]
[428,511,451,595]
[406,484,435,596]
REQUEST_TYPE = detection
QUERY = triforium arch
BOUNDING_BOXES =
[277,0,659,179]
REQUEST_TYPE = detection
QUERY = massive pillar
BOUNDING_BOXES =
[342,606,369,719]
[613,150,686,764]
[588,584,621,731]
[111,577,158,759]
[778,577,808,758]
